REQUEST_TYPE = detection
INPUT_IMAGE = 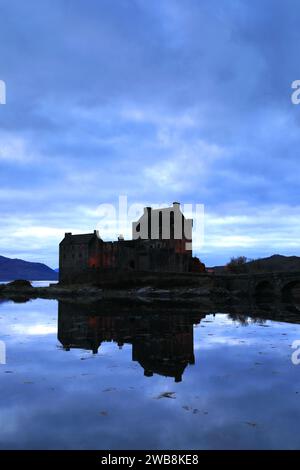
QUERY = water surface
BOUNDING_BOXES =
[0,298,300,450]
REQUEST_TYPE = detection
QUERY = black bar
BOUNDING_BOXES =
[0,450,298,466]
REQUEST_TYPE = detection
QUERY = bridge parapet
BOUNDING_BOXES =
[211,271,300,302]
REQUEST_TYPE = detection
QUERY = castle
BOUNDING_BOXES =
[59,202,204,284]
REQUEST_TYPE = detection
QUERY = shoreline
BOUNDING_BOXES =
[1,272,300,309]
[0,281,215,303]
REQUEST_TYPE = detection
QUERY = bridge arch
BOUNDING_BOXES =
[254,280,275,302]
[281,280,300,304]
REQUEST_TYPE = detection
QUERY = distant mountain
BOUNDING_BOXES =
[0,255,58,281]
[212,255,300,274]
[247,255,300,273]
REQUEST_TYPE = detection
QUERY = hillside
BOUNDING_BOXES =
[247,255,300,272]
[213,255,300,274]
[0,255,58,281]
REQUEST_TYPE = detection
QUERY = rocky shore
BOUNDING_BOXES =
[1,271,297,306]
[0,279,230,304]
[1,280,300,322]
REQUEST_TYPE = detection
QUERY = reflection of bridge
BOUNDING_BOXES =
[57,301,206,382]
[213,271,300,303]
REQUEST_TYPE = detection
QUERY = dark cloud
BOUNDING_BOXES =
[0,0,299,266]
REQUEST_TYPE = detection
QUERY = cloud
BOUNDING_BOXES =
[0,0,300,266]
[0,132,37,163]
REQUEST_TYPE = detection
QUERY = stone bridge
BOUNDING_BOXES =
[213,271,300,303]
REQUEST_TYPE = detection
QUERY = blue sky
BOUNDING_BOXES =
[0,0,300,268]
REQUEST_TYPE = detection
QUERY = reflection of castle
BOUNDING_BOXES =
[58,301,205,382]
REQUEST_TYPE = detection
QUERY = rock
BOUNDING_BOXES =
[136,286,153,295]
[155,391,176,399]
[6,279,32,288]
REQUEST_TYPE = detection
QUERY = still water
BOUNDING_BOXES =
[0,298,300,450]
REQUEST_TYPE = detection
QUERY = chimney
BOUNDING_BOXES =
[173,202,180,209]
[94,230,100,237]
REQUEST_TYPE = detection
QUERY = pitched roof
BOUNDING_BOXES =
[62,233,100,244]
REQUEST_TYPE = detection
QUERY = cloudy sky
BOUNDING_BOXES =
[0,0,300,268]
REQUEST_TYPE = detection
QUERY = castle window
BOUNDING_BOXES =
[129,260,135,269]
[159,211,162,239]
[170,211,174,239]
[136,223,140,232]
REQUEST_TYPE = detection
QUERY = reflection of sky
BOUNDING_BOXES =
[1,299,300,450]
